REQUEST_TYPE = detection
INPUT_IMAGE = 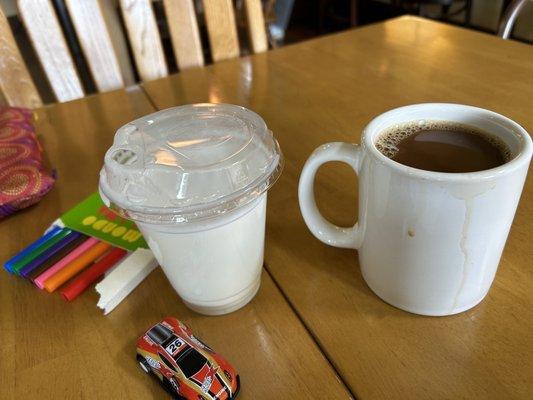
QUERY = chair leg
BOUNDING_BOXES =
[318,0,326,33]
[350,0,358,27]
[464,0,472,25]
[442,4,450,20]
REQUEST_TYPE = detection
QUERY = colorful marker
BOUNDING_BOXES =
[34,237,100,289]
[61,247,127,301]
[27,234,88,282]
[19,231,82,278]
[44,241,111,293]
[4,226,62,273]
[11,228,73,275]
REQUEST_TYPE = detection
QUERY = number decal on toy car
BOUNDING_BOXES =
[165,337,185,356]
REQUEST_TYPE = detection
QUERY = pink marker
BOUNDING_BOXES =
[33,237,100,289]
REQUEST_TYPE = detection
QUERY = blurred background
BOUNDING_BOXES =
[283,0,533,43]
[1,0,532,104]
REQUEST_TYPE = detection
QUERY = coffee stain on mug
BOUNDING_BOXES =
[450,183,495,312]
[452,198,472,311]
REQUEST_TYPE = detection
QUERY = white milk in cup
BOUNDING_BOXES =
[99,104,283,315]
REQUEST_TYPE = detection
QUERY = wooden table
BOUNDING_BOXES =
[143,16,533,400]
[0,88,351,399]
[2,15,532,400]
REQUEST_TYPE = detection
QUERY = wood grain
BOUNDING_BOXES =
[202,0,240,62]
[65,0,125,92]
[142,16,533,399]
[163,0,204,70]
[0,87,352,399]
[119,0,168,82]
[0,6,41,108]
[244,0,268,54]
[98,0,136,86]
[17,0,84,103]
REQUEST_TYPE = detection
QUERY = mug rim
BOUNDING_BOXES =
[362,103,533,182]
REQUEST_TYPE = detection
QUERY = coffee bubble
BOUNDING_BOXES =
[375,121,512,162]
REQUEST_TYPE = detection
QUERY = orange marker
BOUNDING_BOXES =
[43,241,111,293]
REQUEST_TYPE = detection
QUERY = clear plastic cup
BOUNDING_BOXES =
[99,104,283,315]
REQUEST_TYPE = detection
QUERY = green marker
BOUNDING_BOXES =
[12,228,73,275]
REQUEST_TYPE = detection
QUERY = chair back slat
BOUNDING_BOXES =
[0,7,42,108]
[163,0,204,70]
[4,0,269,107]
[244,0,268,53]
[17,0,84,102]
[65,0,125,92]
[119,0,168,82]
[202,0,240,62]
[98,0,135,86]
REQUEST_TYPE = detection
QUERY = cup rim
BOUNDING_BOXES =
[362,103,533,182]
[98,103,284,224]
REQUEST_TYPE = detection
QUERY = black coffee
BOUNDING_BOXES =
[375,122,511,173]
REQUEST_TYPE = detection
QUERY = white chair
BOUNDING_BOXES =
[0,0,268,107]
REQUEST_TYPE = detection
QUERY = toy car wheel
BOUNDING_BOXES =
[162,377,184,399]
[136,355,151,374]
[169,377,179,393]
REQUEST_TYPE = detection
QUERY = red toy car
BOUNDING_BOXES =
[136,317,240,399]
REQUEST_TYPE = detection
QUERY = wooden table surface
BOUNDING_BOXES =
[142,16,533,400]
[0,88,351,399]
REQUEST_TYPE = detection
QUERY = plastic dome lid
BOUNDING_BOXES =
[99,104,283,224]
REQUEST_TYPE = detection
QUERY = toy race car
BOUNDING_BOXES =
[136,317,240,400]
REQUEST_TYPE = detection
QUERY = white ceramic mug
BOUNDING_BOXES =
[299,104,532,316]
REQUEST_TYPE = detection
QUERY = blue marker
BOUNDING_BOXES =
[19,231,82,277]
[4,226,62,273]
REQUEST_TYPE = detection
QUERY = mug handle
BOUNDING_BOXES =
[298,142,363,249]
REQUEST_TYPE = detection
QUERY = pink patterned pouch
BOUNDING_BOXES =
[0,107,55,218]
